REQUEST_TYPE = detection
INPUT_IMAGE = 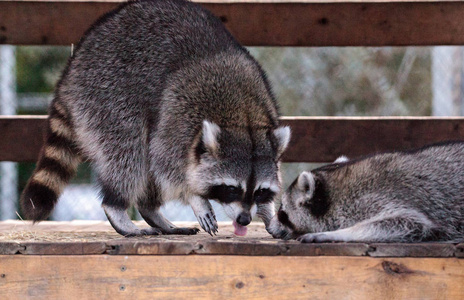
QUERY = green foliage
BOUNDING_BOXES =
[16,46,70,93]
[249,47,432,117]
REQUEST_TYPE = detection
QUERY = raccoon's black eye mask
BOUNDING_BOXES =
[206,184,243,203]
[253,188,275,204]
[277,208,297,232]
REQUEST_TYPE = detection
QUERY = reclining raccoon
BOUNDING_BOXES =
[269,142,464,243]
[20,0,290,236]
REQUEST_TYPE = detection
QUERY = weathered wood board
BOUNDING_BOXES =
[2,116,464,162]
[0,221,462,257]
[3,0,464,46]
[0,255,463,299]
[1,221,462,299]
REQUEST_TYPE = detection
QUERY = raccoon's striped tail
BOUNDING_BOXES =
[20,101,80,222]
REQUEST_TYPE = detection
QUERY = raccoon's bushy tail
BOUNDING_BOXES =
[20,100,81,221]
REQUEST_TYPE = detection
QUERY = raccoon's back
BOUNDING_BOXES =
[58,0,242,112]
[337,142,464,232]
[326,142,464,210]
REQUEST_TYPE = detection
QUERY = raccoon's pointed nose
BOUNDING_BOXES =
[236,212,252,226]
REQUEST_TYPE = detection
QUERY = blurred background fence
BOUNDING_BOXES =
[1,45,463,221]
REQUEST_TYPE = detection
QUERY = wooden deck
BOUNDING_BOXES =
[0,221,463,299]
[0,221,462,257]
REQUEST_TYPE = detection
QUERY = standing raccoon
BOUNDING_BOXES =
[20,0,290,236]
[269,142,464,243]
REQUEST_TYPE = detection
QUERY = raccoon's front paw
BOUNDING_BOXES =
[189,196,218,236]
[197,211,218,236]
[296,233,331,243]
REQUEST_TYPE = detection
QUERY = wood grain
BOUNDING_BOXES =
[2,0,464,46]
[2,116,464,162]
[0,255,463,299]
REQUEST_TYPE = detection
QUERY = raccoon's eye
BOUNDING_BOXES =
[207,184,243,203]
[254,188,275,204]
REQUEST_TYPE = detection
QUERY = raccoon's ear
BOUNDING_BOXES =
[297,171,316,197]
[273,126,291,157]
[334,155,349,163]
[201,120,221,155]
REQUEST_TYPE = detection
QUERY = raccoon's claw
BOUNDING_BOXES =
[198,212,218,236]
[189,196,218,235]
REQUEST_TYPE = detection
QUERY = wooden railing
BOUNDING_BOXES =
[1,0,463,164]
[3,0,464,46]
[1,116,464,162]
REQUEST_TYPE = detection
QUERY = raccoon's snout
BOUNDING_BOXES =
[271,230,288,239]
[268,215,291,239]
[236,212,252,226]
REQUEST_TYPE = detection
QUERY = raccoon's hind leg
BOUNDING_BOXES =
[95,133,161,237]
[137,185,199,235]
[101,189,162,237]
[138,208,200,235]
[297,209,435,243]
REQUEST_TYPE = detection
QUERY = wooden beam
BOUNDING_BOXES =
[280,117,464,162]
[2,0,464,46]
[0,116,46,162]
[0,255,463,299]
[1,116,464,162]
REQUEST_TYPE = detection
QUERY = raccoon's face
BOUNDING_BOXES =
[188,120,290,234]
[268,171,330,240]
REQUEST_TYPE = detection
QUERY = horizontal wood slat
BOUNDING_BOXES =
[280,117,464,162]
[1,221,462,257]
[2,0,464,46]
[0,116,46,162]
[0,255,463,299]
[1,116,464,162]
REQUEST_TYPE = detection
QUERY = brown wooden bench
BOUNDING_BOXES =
[0,1,463,299]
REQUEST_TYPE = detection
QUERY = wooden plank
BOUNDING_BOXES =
[200,240,371,256]
[0,242,24,255]
[368,243,458,258]
[2,116,464,162]
[2,0,464,46]
[0,116,46,162]
[19,242,108,255]
[107,239,371,256]
[280,117,464,162]
[0,255,463,299]
[2,221,462,257]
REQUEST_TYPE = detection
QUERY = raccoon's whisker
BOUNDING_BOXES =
[29,198,36,209]
[15,211,23,221]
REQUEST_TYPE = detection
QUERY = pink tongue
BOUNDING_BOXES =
[233,220,248,236]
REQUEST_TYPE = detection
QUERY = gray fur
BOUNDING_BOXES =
[21,0,290,236]
[269,142,464,243]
